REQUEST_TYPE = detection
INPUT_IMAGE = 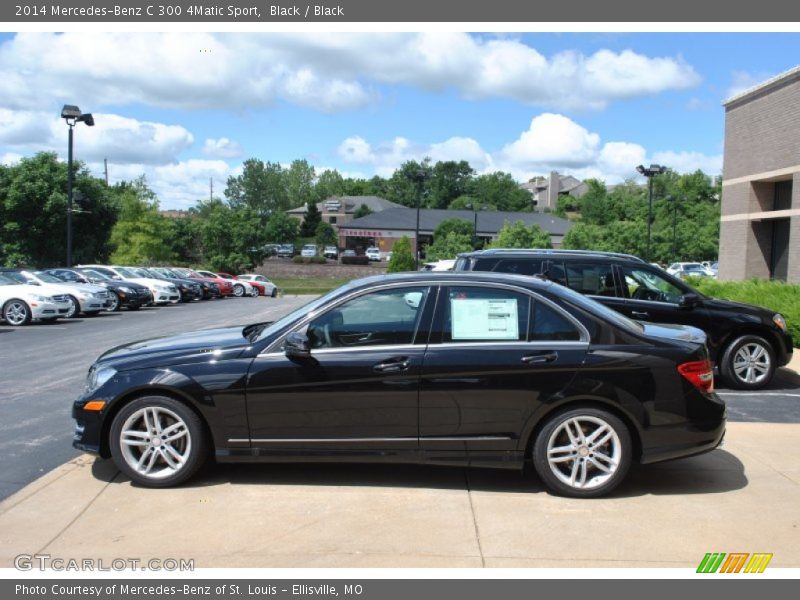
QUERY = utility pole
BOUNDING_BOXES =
[103,158,109,186]
[210,177,213,202]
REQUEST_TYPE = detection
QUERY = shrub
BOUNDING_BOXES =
[689,278,800,347]
[341,255,369,265]
[292,256,304,264]
[387,236,416,273]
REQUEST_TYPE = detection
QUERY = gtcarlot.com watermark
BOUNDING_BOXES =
[14,553,194,572]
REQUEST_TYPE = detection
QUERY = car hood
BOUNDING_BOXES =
[701,296,771,316]
[641,322,707,345]
[97,325,254,368]
[54,282,108,294]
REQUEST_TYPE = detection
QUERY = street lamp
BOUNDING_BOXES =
[410,169,429,269]
[61,105,95,267]
[666,194,685,263]
[636,163,668,262]
[465,203,489,249]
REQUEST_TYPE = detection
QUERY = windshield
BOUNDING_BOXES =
[0,274,15,286]
[31,272,64,284]
[554,284,644,334]
[253,284,355,343]
[81,269,110,281]
[3,271,28,284]
[116,267,140,279]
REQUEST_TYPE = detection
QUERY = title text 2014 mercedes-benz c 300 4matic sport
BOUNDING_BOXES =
[72,273,726,498]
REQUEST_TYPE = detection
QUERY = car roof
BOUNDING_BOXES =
[342,270,556,293]
[457,248,646,263]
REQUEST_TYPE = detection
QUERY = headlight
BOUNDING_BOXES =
[32,295,50,302]
[773,314,787,332]
[85,365,116,394]
[118,286,132,293]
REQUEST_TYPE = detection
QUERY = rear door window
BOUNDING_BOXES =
[493,259,544,276]
[564,262,619,297]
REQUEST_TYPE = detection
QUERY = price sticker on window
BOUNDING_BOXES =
[451,298,519,340]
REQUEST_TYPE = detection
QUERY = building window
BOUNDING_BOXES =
[774,180,792,211]
[329,216,337,224]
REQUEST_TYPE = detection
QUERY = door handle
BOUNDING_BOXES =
[631,311,649,319]
[373,358,410,373]
[521,352,558,364]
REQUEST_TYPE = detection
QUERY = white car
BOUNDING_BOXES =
[301,244,318,258]
[3,270,109,318]
[419,259,456,272]
[236,274,278,298]
[77,265,180,305]
[365,247,382,261]
[0,273,72,325]
[666,262,716,279]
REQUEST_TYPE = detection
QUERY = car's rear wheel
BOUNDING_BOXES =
[270,287,277,298]
[233,284,245,297]
[533,408,632,498]
[249,287,259,297]
[109,396,207,488]
[3,299,32,326]
[720,334,775,390]
[64,295,79,318]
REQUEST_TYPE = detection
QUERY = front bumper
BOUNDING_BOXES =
[30,300,70,319]
[72,397,105,456]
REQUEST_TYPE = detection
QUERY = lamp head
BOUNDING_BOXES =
[61,105,82,119]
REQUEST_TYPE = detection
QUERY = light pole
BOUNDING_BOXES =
[61,105,95,267]
[465,203,488,249]
[410,169,428,269]
[636,163,667,262]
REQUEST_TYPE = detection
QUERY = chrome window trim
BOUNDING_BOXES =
[260,278,590,356]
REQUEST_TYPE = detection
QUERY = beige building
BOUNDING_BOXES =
[520,171,589,211]
[720,66,800,282]
[287,195,404,231]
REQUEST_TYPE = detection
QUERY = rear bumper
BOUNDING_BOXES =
[639,418,726,464]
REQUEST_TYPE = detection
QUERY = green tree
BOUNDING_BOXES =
[225,158,287,219]
[490,221,552,249]
[428,160,474,209]
[466,172,531,211]
[434,218,474,240]
[109,177,175,265]
[286,159,316,208]
[425,231,474,261]
[315,221,338,248]
[264,211,299,243]
[197,202,266,273]
[300,200,322,237]
[576,179,610,225]
[385,160,432,207]
[353,203,373,219]
[0,152,117,267]
[387,236,416,272]
[167,214,202,266]
[314,169,345,200]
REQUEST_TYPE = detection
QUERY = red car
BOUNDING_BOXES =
[216,272,265,297]
[174,268,234,297]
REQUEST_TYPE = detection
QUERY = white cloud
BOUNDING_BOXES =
[202,137,244,159]
[0,33,700,114]
[337,113,721,186]
[0,152,23,165]
[0,109,194,165]
[726,70,771,100]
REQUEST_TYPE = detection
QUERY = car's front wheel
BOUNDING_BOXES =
[720,334,776,390]
[64,295,79,318]
[233,284,245,297]
[109,396,207,487]
[3,299,32,326]
[533,408,632,498]
[106,291,120,312]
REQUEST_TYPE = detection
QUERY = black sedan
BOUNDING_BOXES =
[72,272,725,498]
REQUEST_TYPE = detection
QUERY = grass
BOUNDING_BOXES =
[272,277,351,296]
[688,277,800,347]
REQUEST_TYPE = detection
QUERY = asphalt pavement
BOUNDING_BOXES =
[0,296,310,501]
[1,295,798,502]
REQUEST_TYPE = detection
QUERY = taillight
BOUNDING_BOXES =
[678,359,714,393]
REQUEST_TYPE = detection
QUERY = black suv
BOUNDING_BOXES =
[455,249,793,390]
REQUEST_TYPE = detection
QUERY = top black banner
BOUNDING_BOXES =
[3,0,800,22]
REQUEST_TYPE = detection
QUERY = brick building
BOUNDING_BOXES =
[720,66,800,282]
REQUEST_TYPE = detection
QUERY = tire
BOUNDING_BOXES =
[249,287,258,297]
[720,334,776,390]
[532,407,632,498]
[233,284,245,298]
[270,287,277,298]
[41,317,58,323]
[109,395,208,488]
[64,295,79,319]
[107,291,120,312]
[3,299,32,326]
[84,311,101,317]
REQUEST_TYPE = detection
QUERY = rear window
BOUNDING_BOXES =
[493,259,544,276]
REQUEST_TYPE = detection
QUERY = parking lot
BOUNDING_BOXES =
[1,295,799,568]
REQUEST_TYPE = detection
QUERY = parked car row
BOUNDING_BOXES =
[0,265,278,327]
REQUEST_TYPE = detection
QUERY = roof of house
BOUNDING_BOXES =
[340,208,573,237]
[723,64,800,107]
[287,195,404,214]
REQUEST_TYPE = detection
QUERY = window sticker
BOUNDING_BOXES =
[451,298,519,340]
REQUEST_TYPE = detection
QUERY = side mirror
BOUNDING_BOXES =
[679,293,700,309]
[285,332,311,358]
[27,281,40,286]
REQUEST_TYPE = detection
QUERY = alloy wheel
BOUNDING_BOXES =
[546,416,622,491]
[4,301,30,326]
[118,406,192,480]
[64,295,79,318]
[107,292,120,312]
[233,284,244,297]
[732,342,771,385]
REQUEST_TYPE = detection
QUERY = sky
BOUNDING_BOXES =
[1,32,799,209]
